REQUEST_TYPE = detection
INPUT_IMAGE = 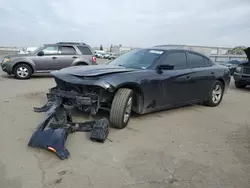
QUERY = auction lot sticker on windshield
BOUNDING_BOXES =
[149,50,163,54]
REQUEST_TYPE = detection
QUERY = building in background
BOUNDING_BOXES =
[154,44,247,62]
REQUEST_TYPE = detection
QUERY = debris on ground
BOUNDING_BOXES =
[28,98,109,160]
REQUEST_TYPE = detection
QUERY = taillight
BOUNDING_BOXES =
[92,56,97,64]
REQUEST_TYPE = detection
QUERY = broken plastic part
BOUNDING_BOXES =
[29,98,110,160]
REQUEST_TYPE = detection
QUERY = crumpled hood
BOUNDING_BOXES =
[57,65,138,77]
[244,47,250,62]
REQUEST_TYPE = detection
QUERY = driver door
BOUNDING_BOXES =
[31,45,60,71]
[157,51,195,106]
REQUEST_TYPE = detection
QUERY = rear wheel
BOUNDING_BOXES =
[110,88,133,129]
[204,80,224,107]
[235,82,246,88]
[13,64,32,79]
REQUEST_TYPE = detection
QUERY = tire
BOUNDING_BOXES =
[235,82,246,89]
[110,88,133,129]
[13,64,32,79]
[204,80,224,107]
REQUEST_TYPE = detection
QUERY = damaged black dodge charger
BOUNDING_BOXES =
[46,47,231,129]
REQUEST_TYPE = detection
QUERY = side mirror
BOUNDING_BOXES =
[37,51,44,56]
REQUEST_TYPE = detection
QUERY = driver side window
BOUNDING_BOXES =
[42,46,59,55]
[160,52,187,70]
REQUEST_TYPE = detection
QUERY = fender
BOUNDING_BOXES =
[72,58,91,66]
[113,82,145,114]
[12,58,36,72]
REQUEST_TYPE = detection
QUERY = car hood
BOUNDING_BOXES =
[56,65,138,77]
[244,47,250,62]
[5,54,30,58]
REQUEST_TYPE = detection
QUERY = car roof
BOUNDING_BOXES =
[145,47,208,57]
[44,42,88,46]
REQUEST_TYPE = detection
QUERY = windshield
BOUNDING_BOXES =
[108,49,164,69]
[31,45,45,54]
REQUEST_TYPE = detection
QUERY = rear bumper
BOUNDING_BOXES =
[233,72,250,84]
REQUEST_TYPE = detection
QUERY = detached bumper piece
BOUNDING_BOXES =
[28,98,109,160]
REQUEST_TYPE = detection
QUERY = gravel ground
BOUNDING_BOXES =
[0,52,250,188]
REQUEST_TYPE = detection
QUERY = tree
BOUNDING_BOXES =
[227,46,246,55]
[100,45,103,51]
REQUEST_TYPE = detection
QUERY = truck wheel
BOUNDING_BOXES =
[204,80,224,107]
[235,82,246,88]
[13,64,32,79]
[110,88,133,129]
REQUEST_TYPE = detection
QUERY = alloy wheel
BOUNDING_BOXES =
[212,84,222,104]
[124,97,132,123]
[17,67,29,78]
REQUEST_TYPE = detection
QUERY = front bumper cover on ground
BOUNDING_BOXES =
[28,96,109,160]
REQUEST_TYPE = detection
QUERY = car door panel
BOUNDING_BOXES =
[56,46,78,69]
[160,69,195,106]
[31,46,59,71]
[156,51,197,107]
[187,52,216,100]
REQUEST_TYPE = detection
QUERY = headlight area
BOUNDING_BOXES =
[3,57,11,63]
[235,66,242,73]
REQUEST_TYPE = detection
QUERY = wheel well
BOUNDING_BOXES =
[75,62,88,66]
[13,62,34,74]
[217,78,225,88]
[115,84,144,114]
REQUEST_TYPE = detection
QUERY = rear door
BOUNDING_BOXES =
[57,45,78,69]
[31,45,59,71]
[186,52,216,100]
[157,51,195,106]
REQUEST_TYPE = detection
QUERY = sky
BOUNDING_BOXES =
[0,0,250,48]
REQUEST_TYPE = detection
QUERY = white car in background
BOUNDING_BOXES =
[18,47,38,54]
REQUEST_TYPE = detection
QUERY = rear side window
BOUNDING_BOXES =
[61,46,76,55]
[77,46,92,55]
[160,52,187,69]
[188,52,207,68]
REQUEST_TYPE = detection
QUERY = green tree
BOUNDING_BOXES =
[227,46,246,55]
[100,45,103,51]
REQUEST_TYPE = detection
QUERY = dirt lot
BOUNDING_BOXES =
[0,57,250,188]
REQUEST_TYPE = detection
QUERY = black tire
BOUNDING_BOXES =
[13,63,32,79]
[110,88,133,129]
[204,80,224,107]
[235,82,246,89]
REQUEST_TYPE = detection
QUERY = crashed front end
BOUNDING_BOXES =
[42,71,114,115]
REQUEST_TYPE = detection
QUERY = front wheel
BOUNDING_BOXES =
[13,64,32,79]
[110,88,133,129]
[204,80,224,107]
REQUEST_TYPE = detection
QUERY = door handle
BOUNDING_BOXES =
[186,76,192,79]
[72,56,77,59]
[52,56,57,60]
[211,72,215,75]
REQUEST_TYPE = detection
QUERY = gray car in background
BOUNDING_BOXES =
[1,42,97,79]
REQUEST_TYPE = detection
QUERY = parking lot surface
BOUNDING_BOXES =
[0,54,250,188]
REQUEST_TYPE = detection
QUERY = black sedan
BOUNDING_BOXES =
[48,47,231,129]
